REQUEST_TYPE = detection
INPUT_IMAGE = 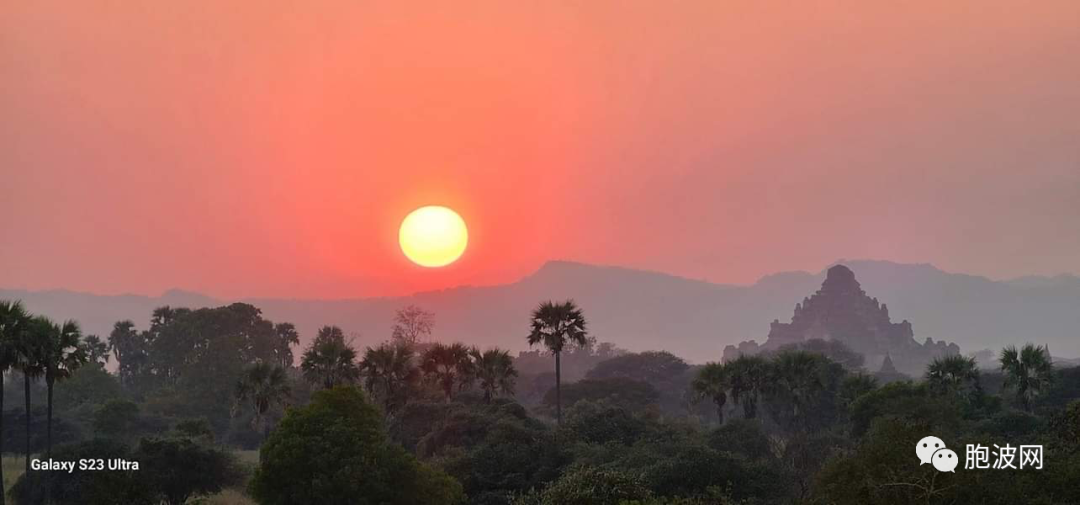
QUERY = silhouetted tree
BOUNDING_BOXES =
[766,351,846,432]
[273,323,300,368]
[391,305,435,346]
[586,350,689,383]
[470,347,517,403]
[527,300,588,425]
[420,343,474,402]
[38,317,89,457]
[300,326,360,389]
[925,354,980,395]
[693,362,730,424]
[108,320,146,387]
[83,334,110,367]
[360,341,418,412]
[0,299,31,505]
[16,316,49,473]
[1000,344,1054,412]
[726,355,769,419]
[234,362,291,440]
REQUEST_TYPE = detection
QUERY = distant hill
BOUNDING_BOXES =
[3,260,1079,362]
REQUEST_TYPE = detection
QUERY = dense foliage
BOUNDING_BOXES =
[250,386,464,505]
[9,436,241,505]
[2,297,1079,505]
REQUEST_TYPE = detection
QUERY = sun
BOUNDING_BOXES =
[399,206,468,267]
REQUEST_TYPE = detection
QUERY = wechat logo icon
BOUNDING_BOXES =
[916,436,957,472]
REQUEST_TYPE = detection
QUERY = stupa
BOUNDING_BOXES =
[723,265,960,375]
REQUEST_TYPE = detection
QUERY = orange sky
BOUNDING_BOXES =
[2,1,1078,298]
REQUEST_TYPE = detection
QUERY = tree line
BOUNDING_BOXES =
[3,295,1077,505]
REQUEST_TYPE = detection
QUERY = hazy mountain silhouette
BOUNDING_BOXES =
[4,260,1079,361]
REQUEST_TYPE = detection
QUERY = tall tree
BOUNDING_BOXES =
[300,326,360,389]
[925,354,980,395]
[420,343,474,402]
[234,362,291,440]
[765,351,845,432]
[17,317,49,473]
[0,300,32,505]
[526,300,588,425]
[692,362,730,424]
[391,305,435,346]
[272,323,300,369]
[82,334,110,368]
[1000,344,1054,412]
[469,347,518,403]
[108,320,146,387]
[38,318,89,457]
[359,341,418,412]
[726,355,770,419]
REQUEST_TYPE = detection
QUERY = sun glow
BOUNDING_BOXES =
[399,206,468,267]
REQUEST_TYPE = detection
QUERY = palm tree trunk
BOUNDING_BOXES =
[716,403,724,425]
[555,351,562,426]
[45,377,54,505]
[256,413,268,443]
[23,373,31,474]
[1,371,6,505]
[47,377,54,458]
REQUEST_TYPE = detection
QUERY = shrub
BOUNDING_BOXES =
[250,386,464,505]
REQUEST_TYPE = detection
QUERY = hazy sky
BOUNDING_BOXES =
[3,1,1078,298]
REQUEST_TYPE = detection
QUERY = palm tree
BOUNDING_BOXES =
[0,300,31,505]
[420,343,474,402]
[925,354,980,395]
[273,323,300,368]
[1000,344,1054,412]
[38,318,88,457]
[470,347,518,403]
[300,326,360,389]
[16,316,49,473]
[15,317,51,470]
[766,351,840,431]
[726,355,769,419]
[82,334,110,367]
[360,341,419,411]
[692,362,730,424]
[235,362,291,440]
[526,300,588,425]
[108,320,144,387]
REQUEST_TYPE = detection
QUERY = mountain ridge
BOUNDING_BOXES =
[3,259,1079,360]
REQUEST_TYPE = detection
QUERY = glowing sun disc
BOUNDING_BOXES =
[399,206,468,267]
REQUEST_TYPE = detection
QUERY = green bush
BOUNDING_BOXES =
[250,386,464,505]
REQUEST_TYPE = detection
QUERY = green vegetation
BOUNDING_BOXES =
[300,325,360,390]
[250,387,464,505]
[421,343,475,402]
[233,362,290,441]
[527,300,589,425]
[1,297,1079,504]
[9,437,241,505]
[1000,344,1054,412]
